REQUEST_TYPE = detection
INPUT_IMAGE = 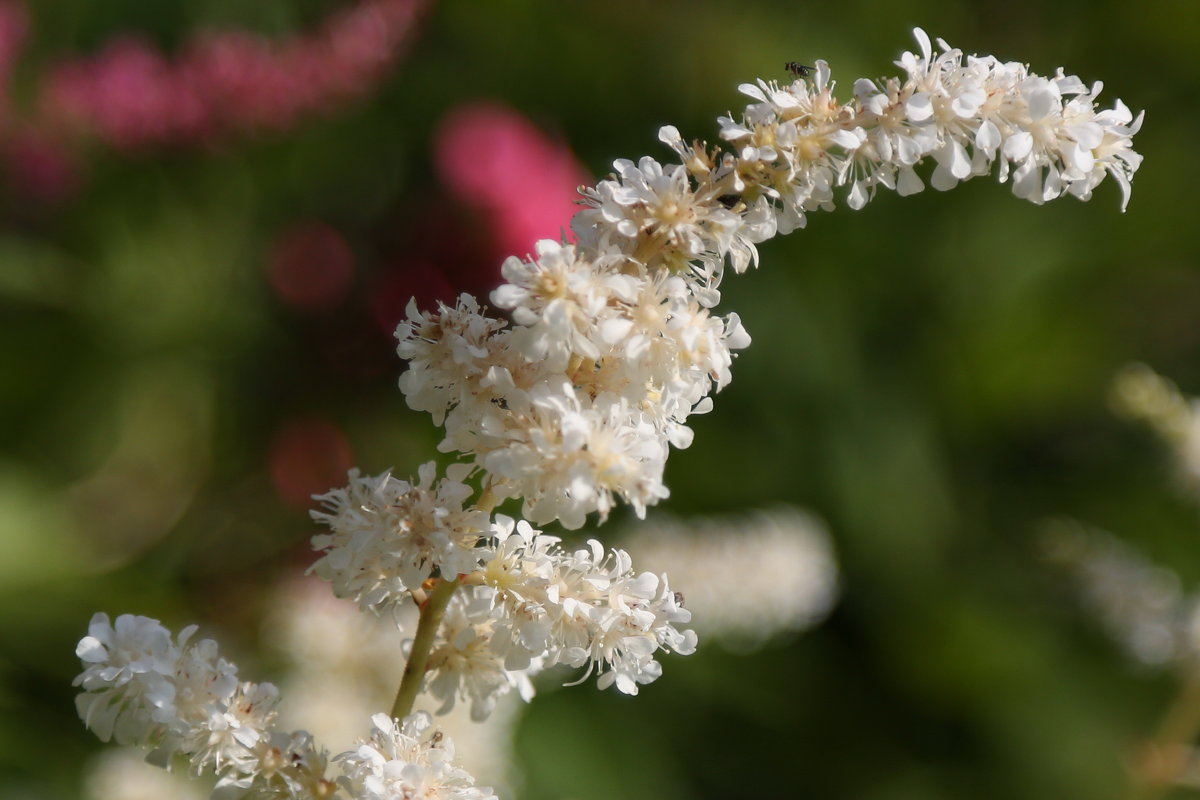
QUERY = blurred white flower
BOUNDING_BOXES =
[1040,520,1198,667]
[622,507,839,650]
[83,748,207,800]
[425,585,541,722]
[1111,363,1200,495]
[74,612,198,746]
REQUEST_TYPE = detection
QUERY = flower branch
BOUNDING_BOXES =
[391,576,460,720]
[72,27,1142,800]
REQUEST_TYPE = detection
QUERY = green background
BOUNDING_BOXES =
[1,1,1197,798]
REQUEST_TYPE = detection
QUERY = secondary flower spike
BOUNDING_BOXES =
[73,614,494,800]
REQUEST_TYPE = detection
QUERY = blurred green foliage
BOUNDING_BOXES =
[1,1,1198,798]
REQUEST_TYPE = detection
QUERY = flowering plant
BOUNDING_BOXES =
[72,28,1142,799]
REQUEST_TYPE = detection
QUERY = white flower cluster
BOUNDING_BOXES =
[74,613,493,800]
[719,28,1143,232]
[423,515,696,718]
[337,713,495,800]
[396,253,748,530]
[74,613,332,798]
[396,27,1141,531]
[262,577,518,792]
[309,462,489,611]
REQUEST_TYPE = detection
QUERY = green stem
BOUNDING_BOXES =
[390,576,460,720]
[388,483,497,720]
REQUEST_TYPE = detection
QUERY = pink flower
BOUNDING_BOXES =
[266,221,356,312]
[1,129,79,205]
[434,102,590,261]
[269,417,354,511]
[37,0,431,150]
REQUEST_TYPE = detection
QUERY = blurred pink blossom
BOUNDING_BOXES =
[0,0,430,206]
[267,221,356,312]
[269,417,354,511]
[43,38,201,150]
[38,0,430,150]
[363,104,589,336]
[1,128,78,204]
[434,101,590,262]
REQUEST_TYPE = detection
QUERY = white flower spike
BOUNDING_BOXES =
[76,28,1141,800]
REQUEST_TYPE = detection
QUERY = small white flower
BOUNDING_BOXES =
[478,515,697,694]
[574,156,752,287]
[491,240,611,371]
[424,586,542,722]
[336,712,496,800]
[1042,521,1192,667]
[479,381,670,529]
[181,680,279,780]
[310,462,489,610]
[547,540,696,695]
[251,730,337,800]
[396,294,509,426]
[74,613,194,746]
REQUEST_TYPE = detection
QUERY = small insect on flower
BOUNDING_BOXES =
[716,194,742,210]
[785,61,814,78]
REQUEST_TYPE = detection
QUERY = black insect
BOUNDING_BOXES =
[716,194,742,210]
[785,61,814,78]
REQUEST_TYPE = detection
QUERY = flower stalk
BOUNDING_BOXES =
[1128,667,1200,800]
[391,576,461,719]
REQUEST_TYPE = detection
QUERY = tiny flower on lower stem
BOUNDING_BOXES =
[423,585,541,722]
[337,712,496,800]
[179,680,279,783]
